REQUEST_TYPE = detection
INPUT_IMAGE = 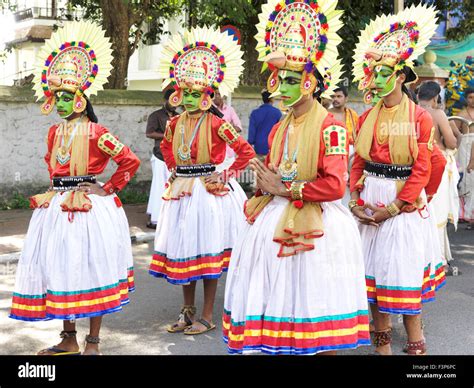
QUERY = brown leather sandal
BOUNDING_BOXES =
[167,305,197,333]
[406,339,427,355]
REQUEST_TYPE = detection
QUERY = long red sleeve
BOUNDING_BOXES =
[349,109,371,193]
[397,109,434,204]
[425,144,447,198]
[160,113,255,175]
[349,106,435,204]
[160,115,178,171]
[44,124,59,177]
[98,127,141,194]
[300,116,348,202]
[221,135,255,175]
[268,115,348,202]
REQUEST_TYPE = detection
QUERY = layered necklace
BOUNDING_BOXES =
[177,112,207,162]
[56,118,82,165]
[279,121,299,182]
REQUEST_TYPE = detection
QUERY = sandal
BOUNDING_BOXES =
[184,318,216,335]
[372,328,392,355]
[167,305,197,333]
[82,335,102,356]
[37,331,81,356]
[406,339,427,355]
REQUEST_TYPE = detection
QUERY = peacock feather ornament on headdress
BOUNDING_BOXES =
[255,0,344,97]
[157,26,244,111]
[352,4,438,102]
[32,21,113,115]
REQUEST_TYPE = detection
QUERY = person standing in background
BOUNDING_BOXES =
[418,81,460,267]
[145,89,180,229]
[457,89,474,229]
[248,89,282,160]
[329,86,359,145]
[214,91,243,133]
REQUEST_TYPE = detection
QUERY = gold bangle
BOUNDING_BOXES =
[348,199,358,211]
[289,181,305,201]
[386,202,401,217]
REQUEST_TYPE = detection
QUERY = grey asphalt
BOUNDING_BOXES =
[0,224,472,355]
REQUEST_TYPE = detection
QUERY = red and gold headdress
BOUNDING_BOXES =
[255,0,344,96]
[353,4,438,101]
[32,21,113,115]
[158,27,244,111]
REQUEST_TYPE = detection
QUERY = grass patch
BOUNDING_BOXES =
[0,192,31,210]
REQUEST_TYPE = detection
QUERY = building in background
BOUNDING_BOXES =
[0,0,86,86]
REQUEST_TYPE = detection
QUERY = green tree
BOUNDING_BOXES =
[184,0,265,86]
[67,0,183,89]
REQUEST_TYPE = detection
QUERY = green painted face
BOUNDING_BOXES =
[55,91,75,119]
[278,70,303,107]
[183,89,202,112]
[373,65,397,97]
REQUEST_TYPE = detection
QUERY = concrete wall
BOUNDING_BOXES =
[0,85,366,200]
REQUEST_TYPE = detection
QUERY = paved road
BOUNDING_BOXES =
[0,224,472,355]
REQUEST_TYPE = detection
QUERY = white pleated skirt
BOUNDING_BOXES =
[10,191,134,321]
[223,196,370,355]
[149,177,246,285]
[358,175,445,316]
[146,155,171,224]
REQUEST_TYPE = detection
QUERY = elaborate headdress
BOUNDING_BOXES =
[352,4,438,102]
[32,21,113,115]
[158,26,244,111]
[255,0,344,97]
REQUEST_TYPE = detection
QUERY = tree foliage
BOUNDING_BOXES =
[66,0,183,88]
[2,0,473,89]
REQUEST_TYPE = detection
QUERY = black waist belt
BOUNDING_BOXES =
[176,164,216,177]
[52,175,97,191]
[364,161,412,180]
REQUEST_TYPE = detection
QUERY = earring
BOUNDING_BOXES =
[169,89,183,107]
[41,95,55,115]
[199,93,212,111]
[73,93,87,113]
[300,71,317,96]
[267,69,279,93]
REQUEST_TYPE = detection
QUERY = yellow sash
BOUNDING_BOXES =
[30,117,92,212]
[163,112,228,200]
[245,101,328,257]
[354,94,422,201]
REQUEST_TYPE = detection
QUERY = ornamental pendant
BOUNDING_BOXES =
[177,143,191,161]
[279,160,298,182]
[56,146,71,165]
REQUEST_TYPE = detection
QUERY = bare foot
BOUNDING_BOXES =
[375,344,392,355]
[82,343,102,355]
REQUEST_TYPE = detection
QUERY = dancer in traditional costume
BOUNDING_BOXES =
[223,0,370,355]
[151,27,255,335]
[351,4,444,355]
[418,81,460,265]
[458,88,474,227]
[10,21,141,355]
